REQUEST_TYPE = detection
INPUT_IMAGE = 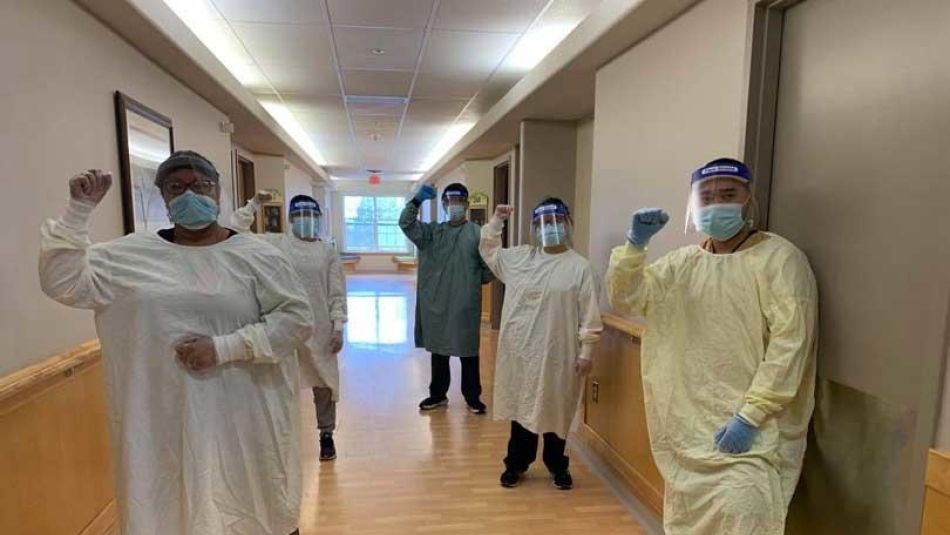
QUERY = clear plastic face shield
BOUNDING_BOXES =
[442,191,469,222]
[531,203,573,248]
[289,202,322,240]
[685,165,755,240]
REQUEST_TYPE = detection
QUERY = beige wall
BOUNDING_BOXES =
[573,117,594,257]
[0,0,236,376]
[518,120,578,241]
[589,0,750,284]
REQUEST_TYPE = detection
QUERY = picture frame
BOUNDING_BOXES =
[261,202,283,233]
[114,91,174,234]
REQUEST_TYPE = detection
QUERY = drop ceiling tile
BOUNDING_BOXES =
[342,70,413,97]
[412,72,485,100]
[333,27,424,70]
[351,116,401,140]
[255,66,341,96]
[212,0,328,24]
[404,99,469,122]
[231,23,335,68]
[327,0,435,29]
[433,0,547,33]
[420,30,520,76]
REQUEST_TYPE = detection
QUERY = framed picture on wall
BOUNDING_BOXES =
[114,91,174,234]
[261,203,283,233]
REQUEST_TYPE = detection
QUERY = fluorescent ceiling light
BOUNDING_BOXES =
[162,0,264,86]
[420,122,474,172]
[504,22,578,72]
[260,101,327,166]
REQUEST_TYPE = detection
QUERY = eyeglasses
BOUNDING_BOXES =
[163,179,218,196]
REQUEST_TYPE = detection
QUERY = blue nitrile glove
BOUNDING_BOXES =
[414,184,437,203]
[627,208,670,248]
[714,415,758,454]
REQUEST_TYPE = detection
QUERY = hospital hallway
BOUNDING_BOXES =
[295,273,657,535]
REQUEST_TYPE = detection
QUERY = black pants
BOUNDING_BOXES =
[429,353,482,403]
[504,420,569,473]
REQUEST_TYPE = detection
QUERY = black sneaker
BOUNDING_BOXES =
[500,468,524,488]
[552,470,573,490]
[418,396,448,411]
[466,399,487,415]
[319,432,336,461]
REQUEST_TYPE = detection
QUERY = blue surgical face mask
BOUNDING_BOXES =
[694,203,745,241]
[291,216,319,240]
[168,190,218,230]
[446,205,466,222]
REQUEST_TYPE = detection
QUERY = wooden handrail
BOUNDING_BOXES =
[0,340,101,404]
[601,312,645,339]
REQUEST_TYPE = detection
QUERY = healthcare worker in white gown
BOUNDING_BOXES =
[606,158,818,535]
[479,198,603,491]
[39,152,313,535]
[231,191,348,462]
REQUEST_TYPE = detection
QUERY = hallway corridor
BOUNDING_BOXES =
[295,274,651,534]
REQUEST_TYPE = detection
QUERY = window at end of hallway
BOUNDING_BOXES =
[343,196,409,254]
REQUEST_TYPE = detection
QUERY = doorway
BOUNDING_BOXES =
[747,1,950,532]
[490,161,511,330]
[235,153,256,231]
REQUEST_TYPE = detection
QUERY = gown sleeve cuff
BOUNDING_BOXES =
[62,199,97,228]
[579,344,594,361]
[213,333,248,364]
[737,404,766,428]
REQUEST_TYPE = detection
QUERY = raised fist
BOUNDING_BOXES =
[69,169,112,206]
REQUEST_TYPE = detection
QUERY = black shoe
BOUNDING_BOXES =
[552,470,573,490]
[419,396,448,411]
[500,468,524,488]
[466,399,487,415]
[319,432,336,461]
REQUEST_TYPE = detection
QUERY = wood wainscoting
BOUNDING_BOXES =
[923,450,950,534]
[576,313,664,517]
[0,341,117,535]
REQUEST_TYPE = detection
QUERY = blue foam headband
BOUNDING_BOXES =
[691,162,751,184]
[289,200,320,214]
[533,203,569,218]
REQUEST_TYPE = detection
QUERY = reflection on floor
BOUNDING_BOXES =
[297,273,649,534]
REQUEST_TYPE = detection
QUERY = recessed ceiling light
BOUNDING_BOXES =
[370,133,383,142]
[371,48,385,55]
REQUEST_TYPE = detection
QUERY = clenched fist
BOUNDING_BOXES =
[493,204,513,221]
[69,169,113,206]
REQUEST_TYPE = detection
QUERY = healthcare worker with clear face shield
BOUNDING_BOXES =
[480,198,603,491]
[400,182,495,415]
[39,151,313,535]
[605,158,818,535]
[232,193,348,462]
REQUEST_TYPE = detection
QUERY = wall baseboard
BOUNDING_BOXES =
[575,423,664,517]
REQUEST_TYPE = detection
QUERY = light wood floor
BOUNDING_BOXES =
[297,274,649,534]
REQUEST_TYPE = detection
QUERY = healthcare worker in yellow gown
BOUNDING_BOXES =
[606,158,818,535]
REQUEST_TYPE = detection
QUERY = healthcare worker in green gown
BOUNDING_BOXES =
[400,182,494,414]
[606,158,818,535]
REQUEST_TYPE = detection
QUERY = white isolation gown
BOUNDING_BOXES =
[479,218,603,438]
[39,200,313,535]
[606,234,818,535]
[230,201,348,398]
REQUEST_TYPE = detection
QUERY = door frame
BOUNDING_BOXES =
[490,159,511,330]
[743,2,946,532]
